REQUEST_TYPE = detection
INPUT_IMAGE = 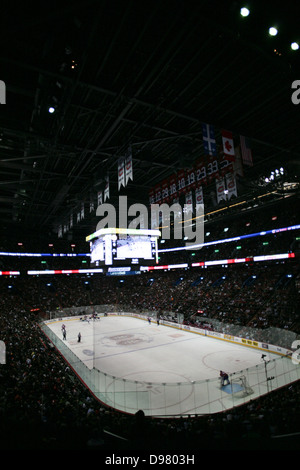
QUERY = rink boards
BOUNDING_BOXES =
[42,313,298,416]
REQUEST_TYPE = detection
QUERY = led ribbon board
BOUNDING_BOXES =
[158,224,300,253]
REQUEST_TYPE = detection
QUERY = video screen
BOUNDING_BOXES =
[114,235,154,260]
[87,228,160,266]
[90,237,105,263]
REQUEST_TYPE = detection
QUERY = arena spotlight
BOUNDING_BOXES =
[240,7,250,17]
[48,106,55,114]
[291,42,299,51]
[268,27,278,36]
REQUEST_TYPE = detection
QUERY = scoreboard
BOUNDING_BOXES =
[86,228,161,267]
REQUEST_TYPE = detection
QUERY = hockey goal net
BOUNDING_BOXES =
[228,374,254,398]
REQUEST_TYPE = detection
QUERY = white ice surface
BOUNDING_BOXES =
[45,315,293,416]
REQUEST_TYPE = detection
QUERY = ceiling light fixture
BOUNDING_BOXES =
[240,7,250,17]
[291,42,299,50]
[269,27,278,36]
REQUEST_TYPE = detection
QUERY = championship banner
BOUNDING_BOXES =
[216,177,227,204]
[225,172,237,199]
[195,186,204,205]
[125,148,133,184]
[219,153,233,176]
[104,176,110,202]
[89,199,95,213]
[118,158,125,190]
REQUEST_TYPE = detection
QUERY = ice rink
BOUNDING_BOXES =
[44,314,292,416]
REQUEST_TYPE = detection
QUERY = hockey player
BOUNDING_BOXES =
[62,324,66,340]
[220,370,230,386]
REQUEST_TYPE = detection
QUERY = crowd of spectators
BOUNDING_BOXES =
[9,260,296,337]
[0,200,299,451]
[0,261,299,451]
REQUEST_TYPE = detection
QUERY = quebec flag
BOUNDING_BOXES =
[202,123,217,156]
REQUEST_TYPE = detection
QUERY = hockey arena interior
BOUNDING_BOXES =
[0,1,299,453]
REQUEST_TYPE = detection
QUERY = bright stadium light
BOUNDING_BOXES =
[48,106,55,114]
[269,27,278,36]
[240,7,250,17]
[291,42,299,51]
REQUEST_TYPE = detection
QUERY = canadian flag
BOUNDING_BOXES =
[222,129,235,161]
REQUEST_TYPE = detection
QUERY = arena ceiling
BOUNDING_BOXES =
[0,0,299,249]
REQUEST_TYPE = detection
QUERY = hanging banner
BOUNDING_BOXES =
[206,155,219,182]
[222,129,235,162]
[196,158,207,185]
[149,188,155,206]
[216,177,227,204]
[169,174,178,200]
[118,158,125,190]
[80,202,85,220]
[219,153,233,176]
[186,167,196,190]
[154,183,162,204]
[225,172,237,199]
[195,186,204,206]
[125,148,133,184]
[161,179,170,203]
[104,176,110,202]
[240,135,253,167]
[202,123,217,156]
[177,169,186,195]
[233,145,244,177]
[185,190,193,213]
[97,191,103,207]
